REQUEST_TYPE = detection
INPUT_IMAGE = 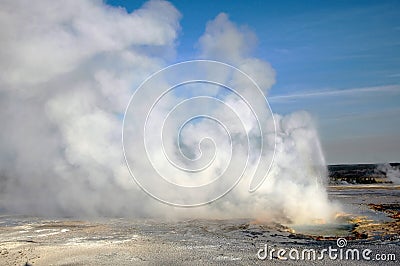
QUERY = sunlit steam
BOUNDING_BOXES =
[123,60,276,206]
[0,0,340,224]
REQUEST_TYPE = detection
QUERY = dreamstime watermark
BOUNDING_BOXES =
[122,60,276,207]
[257,238,396,261]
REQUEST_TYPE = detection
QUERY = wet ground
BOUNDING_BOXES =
[0,184,399,265]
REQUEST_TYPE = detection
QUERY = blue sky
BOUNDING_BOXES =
[107,0,400,164]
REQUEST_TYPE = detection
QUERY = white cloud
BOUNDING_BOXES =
[198,13,276,93]
[0,2,339,224]
[0,0,181,216]
[269,84,400,102]
[0,0,180,86]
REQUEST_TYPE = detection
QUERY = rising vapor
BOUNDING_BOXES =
[0,0,340,224]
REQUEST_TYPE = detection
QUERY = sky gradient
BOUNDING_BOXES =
[107,0,400,164]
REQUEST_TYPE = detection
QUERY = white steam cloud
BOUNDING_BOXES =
[0,0,340,224]
[377,164,400,184]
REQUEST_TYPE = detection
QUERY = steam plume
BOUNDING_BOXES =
[0,0,340,224]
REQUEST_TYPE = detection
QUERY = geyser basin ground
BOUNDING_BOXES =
[0,184,399,265]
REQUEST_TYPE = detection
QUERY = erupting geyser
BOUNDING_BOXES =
[0,0,340,224]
